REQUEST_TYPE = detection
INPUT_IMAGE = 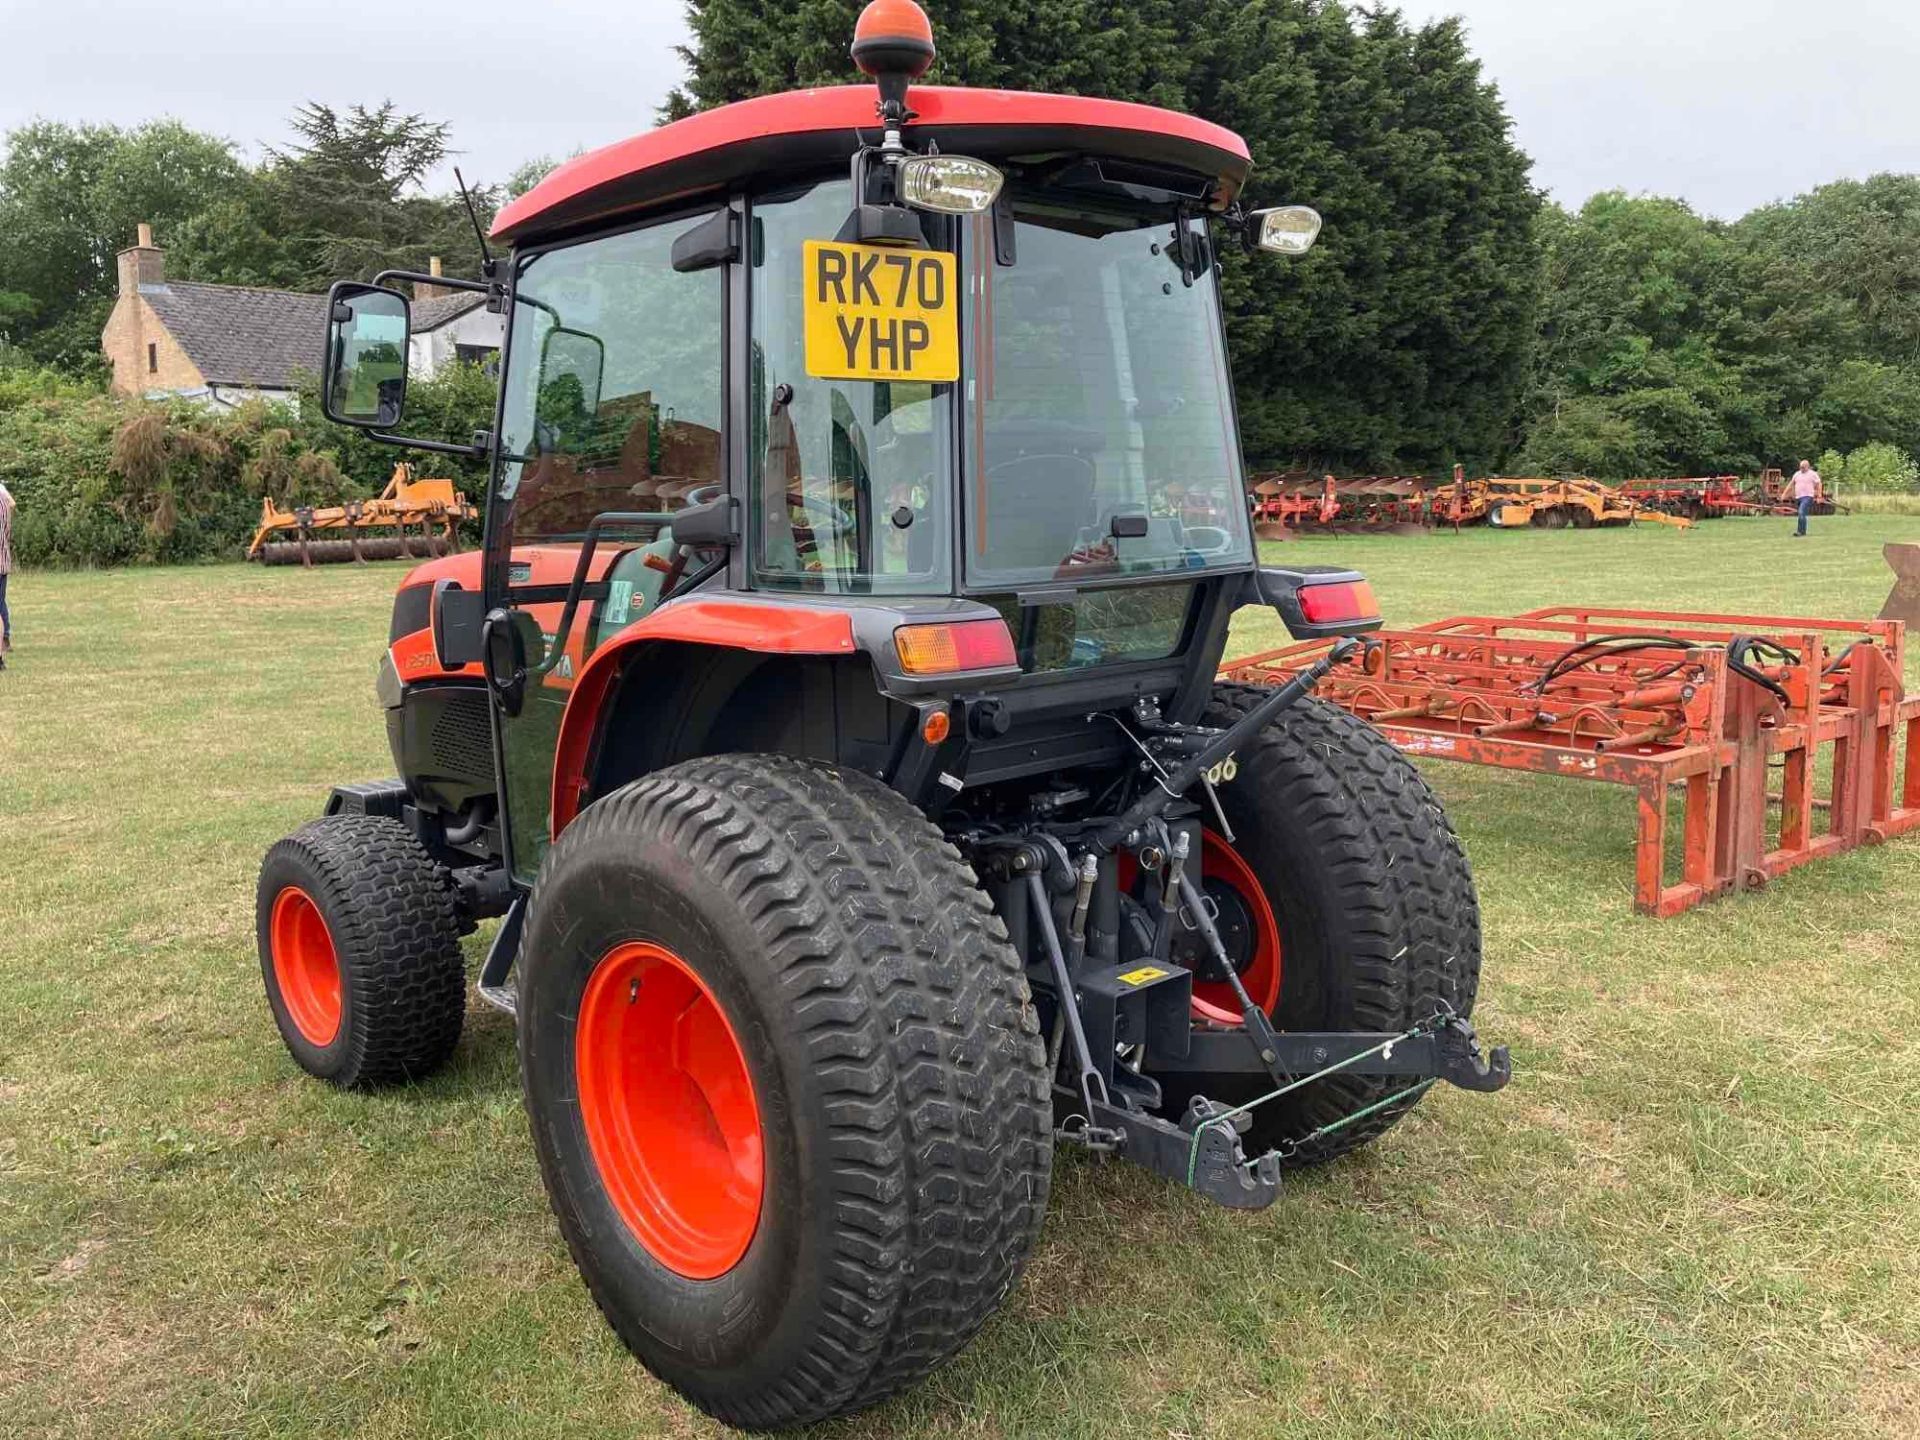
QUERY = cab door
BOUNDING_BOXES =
[483,208,728,882]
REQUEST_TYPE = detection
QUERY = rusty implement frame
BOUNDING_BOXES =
[1223,607,1920,916]
[247,464,479,567]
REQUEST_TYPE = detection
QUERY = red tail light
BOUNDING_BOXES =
[894,619,1018,675]
[1298,580,1379,626]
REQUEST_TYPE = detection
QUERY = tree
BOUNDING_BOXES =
[0,119,248,369]
[668,0,1542,473]
[203,103,497,290]
[1518,177,1920,477]
[1517,193,1774,475]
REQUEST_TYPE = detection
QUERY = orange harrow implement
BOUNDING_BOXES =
[1224,607,1920,916]
[248,464,479,566]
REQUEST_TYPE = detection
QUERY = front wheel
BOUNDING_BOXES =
[1149,692,1484,1167]
[256,815,467,1087]
[517,754,1052,1430]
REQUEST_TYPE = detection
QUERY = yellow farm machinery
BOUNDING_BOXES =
[1429,471,1694,531]
[247,464,479,566]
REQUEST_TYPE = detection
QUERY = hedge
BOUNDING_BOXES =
[0,360,496,568]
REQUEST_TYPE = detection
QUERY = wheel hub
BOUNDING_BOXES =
[574,941,764,1279]
[269,886,343,1046]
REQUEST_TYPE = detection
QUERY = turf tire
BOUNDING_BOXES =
[516,754,1053,1430]
[256,814,466,1087]
[1152,690,1483,1168]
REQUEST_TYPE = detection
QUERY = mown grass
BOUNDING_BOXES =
[3,513,1918,1439]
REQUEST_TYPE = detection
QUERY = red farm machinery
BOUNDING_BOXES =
[250,3,1508,1428]
[1615,472,1844,521]
[1250,472,1432,538]
[1225,607,1920,916]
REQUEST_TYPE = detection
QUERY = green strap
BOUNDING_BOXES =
[1183,1020,1439,1186]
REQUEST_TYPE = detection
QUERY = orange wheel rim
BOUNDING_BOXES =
[1118,832,1283,1025]
[1190,831,1283,1025]
[575,941,764,1279]
[270,886,343,1046]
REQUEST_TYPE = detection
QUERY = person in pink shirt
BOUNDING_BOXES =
[1790,460,1823,537]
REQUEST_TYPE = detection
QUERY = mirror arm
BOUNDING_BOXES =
[368,431,492,459]
[372,269,492,296]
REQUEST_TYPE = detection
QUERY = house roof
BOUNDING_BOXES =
[138,282,493,391]
[413,293,488,331]
[140,281,325,391]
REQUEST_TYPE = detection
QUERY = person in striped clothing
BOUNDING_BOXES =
[0,480,13,668]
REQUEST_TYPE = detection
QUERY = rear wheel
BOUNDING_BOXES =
[1150,691,1483,1167]
[256,815,466,1087]
[517,754,1052,1430]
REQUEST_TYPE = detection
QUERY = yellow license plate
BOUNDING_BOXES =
[803,240,959,383]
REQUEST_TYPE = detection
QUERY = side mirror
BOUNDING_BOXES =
[322,282,412,428]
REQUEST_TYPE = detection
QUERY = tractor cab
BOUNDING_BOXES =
[272,5,1507,1428]
[319,8,1349,885]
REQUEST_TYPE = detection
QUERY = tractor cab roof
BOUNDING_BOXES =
[492,85,1253,246]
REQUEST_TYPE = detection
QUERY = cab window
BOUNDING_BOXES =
[747,182,955,594]
[497,215,724,547]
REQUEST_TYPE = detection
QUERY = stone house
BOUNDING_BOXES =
[100,225,503,408]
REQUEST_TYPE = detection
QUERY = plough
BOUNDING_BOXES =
[1250,473,1432,539]
[1224,607,1920,916]
[247,464,479,566]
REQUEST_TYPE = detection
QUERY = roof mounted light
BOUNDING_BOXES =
[897,155,1003,214]
[852,0,936,127]
[1250,205,1323,256]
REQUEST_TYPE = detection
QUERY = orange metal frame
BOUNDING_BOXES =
[1223,607,1920,916]
[247,464,479,562]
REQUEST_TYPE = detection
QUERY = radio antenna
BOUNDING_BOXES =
[453,167,495,271]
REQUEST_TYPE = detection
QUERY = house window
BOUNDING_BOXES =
[147,343,158,375]
[455,343,498,376]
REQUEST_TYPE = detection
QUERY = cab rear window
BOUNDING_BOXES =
[985,585,1194,673]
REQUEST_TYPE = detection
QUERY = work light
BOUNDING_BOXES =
[1250,205,1323,255]
[897,155,1005,214]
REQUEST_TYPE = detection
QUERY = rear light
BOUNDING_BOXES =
[894,619,1017,675]
[1298,579,1379,626]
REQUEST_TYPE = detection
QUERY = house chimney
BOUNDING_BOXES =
[415,256,450,305]
[117,223,165,295]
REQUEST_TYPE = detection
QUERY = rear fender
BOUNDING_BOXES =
[550,600,860,836]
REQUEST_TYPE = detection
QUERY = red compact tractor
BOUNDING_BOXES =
[258,2,1507,1427]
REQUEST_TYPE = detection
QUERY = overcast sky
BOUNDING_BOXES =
[4,0,1917,219]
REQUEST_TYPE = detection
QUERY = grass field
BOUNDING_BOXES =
[3,514,1918,1439]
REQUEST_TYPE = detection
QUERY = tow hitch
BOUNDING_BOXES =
[1065,1010,1510,1209]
